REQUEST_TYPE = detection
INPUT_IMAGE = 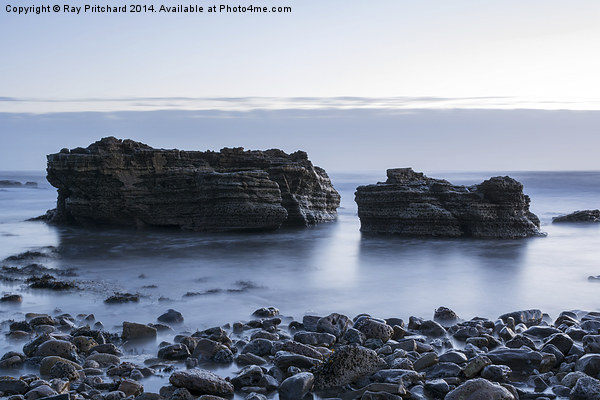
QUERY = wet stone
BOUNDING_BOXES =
[157,309,184,324]
[104,293,139,304]
[273,351,321,370]
[313,345,386,390]
[0,377,29,395]
[439,351,468,364]
[0,294,23,303]
[34,340,77,360]
[169,369,234,397]
[316,313,351,338]
[122,322,157,341]
[236,353,268,366]
[463,355,492,378]
[446,378,515,400]
[293,332,336,347]
[49,361,79,381]
[278,372,314,400]
[481,364,512,383]
[158,344,190,360]
[242,339,273,357]
[252,307,279,318]
[354,319,394,343]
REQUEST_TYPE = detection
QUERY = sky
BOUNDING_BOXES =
[1,1,600,170]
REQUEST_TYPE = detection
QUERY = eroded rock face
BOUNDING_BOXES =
[355,168,543,239]
[46,137,340,231]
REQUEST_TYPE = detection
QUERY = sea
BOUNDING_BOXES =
[0,170,599,392]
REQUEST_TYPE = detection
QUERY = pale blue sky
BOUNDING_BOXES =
[2,0,600,103]
[2,1,600,171]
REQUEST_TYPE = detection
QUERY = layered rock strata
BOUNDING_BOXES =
[355,168,543,239]
[46,137,340,231]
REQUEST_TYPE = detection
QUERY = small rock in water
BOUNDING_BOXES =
[0,294,23,303]
[252,307,279,318]
[433,306,460,324]
[104,292,139,304]
[553,209,600,223]
[122,322,157,340]
[157,309,184,324]
[26,275,76,290]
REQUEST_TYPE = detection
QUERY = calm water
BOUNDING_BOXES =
[0,170,599,391]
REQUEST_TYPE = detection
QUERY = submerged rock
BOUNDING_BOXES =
[552,209,600,223]
[354,168,543,238]
[46,137,340,231]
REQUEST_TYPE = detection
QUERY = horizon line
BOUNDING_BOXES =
[2,95,600,113]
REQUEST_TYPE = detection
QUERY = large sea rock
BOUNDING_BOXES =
[354,168,543,239]
[45,137,340,231]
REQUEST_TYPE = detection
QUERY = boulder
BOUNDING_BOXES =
[122,321,157,341]
[575,354,600,377]
[355,168,543,238]
[46,137,340,231]
[498,309,543,327]
[486,348,542,375]
[169,369,234,396]
[278,372,314,400]
[445,378,515,400]
[570,375,600,400]
[313,345,387,390]
[158,309,184,324]
[0,377,29,395]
